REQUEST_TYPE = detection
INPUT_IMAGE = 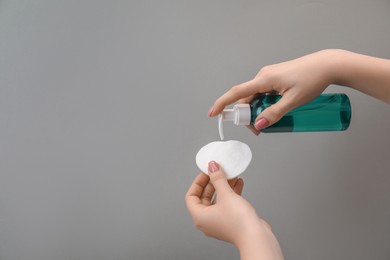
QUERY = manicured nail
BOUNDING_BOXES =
[208,106,214,117]
[254,118,269,130]
[208,161,219,173]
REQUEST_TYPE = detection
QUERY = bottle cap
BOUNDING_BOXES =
[218,104,251,140]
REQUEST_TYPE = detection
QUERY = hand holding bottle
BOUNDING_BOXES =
[185,161,284,260]
[208,49,390,134]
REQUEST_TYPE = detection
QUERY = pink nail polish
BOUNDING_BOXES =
[208,106,214,117]
[208,161,219,173]
[254,118,269,130]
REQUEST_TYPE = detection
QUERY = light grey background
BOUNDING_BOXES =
[1,1,390,259]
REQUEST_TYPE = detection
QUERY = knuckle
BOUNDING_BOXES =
[203,231,212,238]
[259,218,273,232]
[236,205,256,217]
[213,97,224,108]
[210,171,224,183]
[184,191,192,203]
[259,65,271,75]
[201,194,213,202]
[258,65,277,83]
[193,219,203,230]
[229,84,242,95]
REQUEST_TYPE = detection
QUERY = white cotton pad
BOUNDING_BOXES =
[195,140,252,179]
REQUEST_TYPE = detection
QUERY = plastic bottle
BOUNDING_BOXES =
[218,93,351,139]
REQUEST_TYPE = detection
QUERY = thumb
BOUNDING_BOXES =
[208,161,233,196]
[253,95,294,131]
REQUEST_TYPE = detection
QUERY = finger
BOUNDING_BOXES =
[238,93,264,105]
[213,178,241,204]
[211,193,217,205]
[253,94,297,131]
[201,182,215,206]
[213,177,237,203]
[203,176,237,206]
[210,78,273,117]
[185,173,209,215]
[238,95,255,105]
[208,161,233,197]
[233,178,244,196]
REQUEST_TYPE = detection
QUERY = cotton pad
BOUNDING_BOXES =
[195,140,252,179]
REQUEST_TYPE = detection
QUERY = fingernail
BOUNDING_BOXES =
[208,106,214,117]
[254,118,269,130]
[208,161,219,173]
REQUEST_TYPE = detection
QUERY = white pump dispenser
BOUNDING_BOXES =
[218,104,251,140]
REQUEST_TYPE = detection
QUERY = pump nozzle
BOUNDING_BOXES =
[218,104,251,140]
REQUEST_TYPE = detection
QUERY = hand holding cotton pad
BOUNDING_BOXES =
[196,140,252,179]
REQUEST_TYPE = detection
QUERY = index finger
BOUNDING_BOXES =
[210,78,272,117]
[185,173,209,215]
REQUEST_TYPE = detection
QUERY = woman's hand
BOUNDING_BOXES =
[185,161,284,260]
[208,49,390,134]
[208,49,342,134]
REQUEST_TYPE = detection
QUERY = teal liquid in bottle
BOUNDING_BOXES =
[250,93,351,132]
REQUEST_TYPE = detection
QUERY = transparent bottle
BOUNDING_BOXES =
[218,93,351,139]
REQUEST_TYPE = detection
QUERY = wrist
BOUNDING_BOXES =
[235,219,284,260]
[319,49,356,86]
[235,218,270,248]
[316,49,348,85]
